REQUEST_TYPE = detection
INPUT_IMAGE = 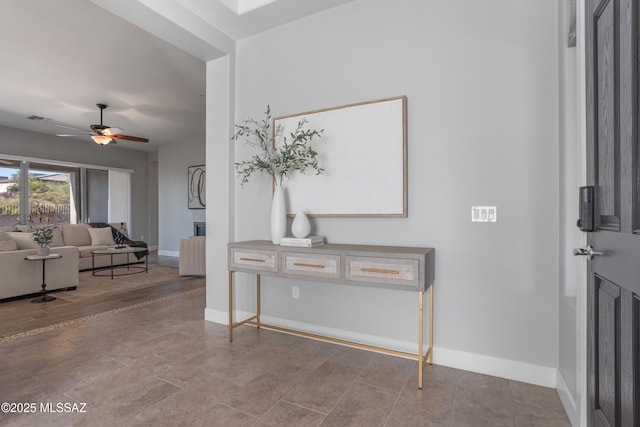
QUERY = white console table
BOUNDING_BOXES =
[228,240,435,389]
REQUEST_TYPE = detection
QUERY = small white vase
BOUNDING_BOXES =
[271,184,287,244]
[37,246,50,256]
[291,211,311,238]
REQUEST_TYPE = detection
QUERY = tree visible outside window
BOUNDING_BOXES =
[0,170,71,227]
[0,164,21,227]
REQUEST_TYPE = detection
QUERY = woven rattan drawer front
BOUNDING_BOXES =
[346,256,419,289]
[230,248,278,273]
[282,252,341,279]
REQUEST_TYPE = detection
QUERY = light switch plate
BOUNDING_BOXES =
[472,206,497,222]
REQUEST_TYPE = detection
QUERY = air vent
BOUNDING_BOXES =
[26,115,50,121]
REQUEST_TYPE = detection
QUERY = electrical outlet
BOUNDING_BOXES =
[140,235,144,240]
[292,286,300,299]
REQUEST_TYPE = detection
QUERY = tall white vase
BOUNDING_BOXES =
[271,184,286,244]
[291,211,311,238]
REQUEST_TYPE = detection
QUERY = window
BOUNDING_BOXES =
[0,159,22,228]
[0,156,131,230]
[28,162,78,225]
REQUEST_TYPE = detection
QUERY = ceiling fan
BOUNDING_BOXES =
[56,104,149,145]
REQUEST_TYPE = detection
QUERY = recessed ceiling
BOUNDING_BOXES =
[171,0,356,40]
[218,0,279,15]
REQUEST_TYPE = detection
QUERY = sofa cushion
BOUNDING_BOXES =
[0,231,18,251]
[87,227,115,246]
[50,227,65,247]
[7,232,39,249]
[62,224,91,246]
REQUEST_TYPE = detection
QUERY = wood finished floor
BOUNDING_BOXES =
[0,255,571,426]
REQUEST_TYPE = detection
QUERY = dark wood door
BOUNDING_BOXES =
[585,0,639,426]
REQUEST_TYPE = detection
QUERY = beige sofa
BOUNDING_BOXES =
[0,243,79,300]
[57,224,144,271]
[0,223,146,300]
[1,223,144,270]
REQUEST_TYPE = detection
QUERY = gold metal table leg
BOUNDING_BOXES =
[429,283,433,364]
[228,267,434,391]
[228,270,260,341]
[418,284,434,389]
[418,290,424,389]
[256,274,261,329]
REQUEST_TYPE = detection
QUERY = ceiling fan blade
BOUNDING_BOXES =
[59,105,146,146]
[55,123,92,133]
[109,134,149,143]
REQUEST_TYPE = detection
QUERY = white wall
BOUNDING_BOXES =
[157,136,205,255]
[0,126,151,240]
[227,0,561,385]
[557,0,583,423]
[204,55,235,314]
[147,157,159,247]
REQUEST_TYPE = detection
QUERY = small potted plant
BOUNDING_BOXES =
[32,225,55,256]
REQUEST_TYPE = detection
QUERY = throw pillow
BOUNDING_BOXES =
[7,232,39,249]
[50,227,65,247]
[0,231,18,251]
[87,227,115,246]
[61,224,91,246]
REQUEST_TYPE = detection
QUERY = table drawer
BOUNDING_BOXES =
[230,248,278,273]
[345,256,419,288]
[282,252,341,279]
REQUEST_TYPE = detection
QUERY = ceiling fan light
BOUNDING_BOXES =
[91,135,112,145]
[101,127,123,136]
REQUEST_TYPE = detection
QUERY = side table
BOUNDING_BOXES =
[25,253,63,303]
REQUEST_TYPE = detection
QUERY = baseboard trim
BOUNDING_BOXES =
[204,307,231,324]
[557,371,579,426]
[158,250,179,257]
[203,309,558,388]
[432,347,557,388]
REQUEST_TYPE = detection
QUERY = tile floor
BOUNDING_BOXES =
[0,256,571,426]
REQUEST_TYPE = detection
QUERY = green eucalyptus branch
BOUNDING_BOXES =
[232,106,324,186]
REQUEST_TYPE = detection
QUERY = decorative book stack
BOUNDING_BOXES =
[279,236,325,247]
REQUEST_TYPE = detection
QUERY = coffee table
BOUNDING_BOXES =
[25,253,63,303]
[91,247,148,279]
